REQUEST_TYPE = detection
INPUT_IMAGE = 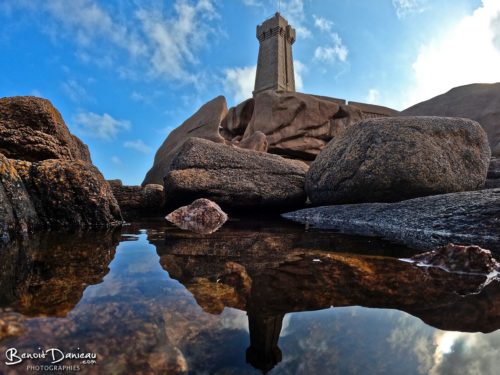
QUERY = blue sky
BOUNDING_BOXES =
[1,0,499,185]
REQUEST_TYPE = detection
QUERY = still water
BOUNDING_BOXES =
[1,218,499,374]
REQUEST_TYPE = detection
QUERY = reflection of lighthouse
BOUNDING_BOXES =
[253,12,296,96]
[246,310,285,373]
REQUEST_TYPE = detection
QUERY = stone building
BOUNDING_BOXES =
[254,13,296,95]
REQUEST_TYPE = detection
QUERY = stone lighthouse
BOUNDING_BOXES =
[253,12,296,96]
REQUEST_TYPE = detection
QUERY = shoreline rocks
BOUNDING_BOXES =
[306,116,491,205]
[164,138,308,211]
[166,198,228,234]
[283,188,500,251]
[1,96,122,243]
[0,96,91,162]
[142,96,228,186]
[108,180,164,219]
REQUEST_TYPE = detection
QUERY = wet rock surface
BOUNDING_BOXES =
[164,137,309,211]
[0,96,91,162]
[283,188,500,251]
[166,198,228,234]
[410,243,500,274]
[306,116,491,205]
[142,96,228,186]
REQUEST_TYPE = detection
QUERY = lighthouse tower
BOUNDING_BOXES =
[253,12,296,96]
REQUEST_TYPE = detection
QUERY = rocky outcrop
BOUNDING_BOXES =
[13,159,122,229]
[235,130,268,152]
[283,188,500,251]
[108,180,164,218]
[0,96,122,242]
[234,91,366,161]
[0,96,91,162]
[166,198,228,234]
[164,138,308,211]
[0,154,39,243]
[401,83,500,156]
[410,243,500,274]
[306,116,491,205]
[142,96,228,185]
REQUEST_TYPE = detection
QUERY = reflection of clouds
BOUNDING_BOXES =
[387,313,435,374]
[219,308,249,332]
[430,331,500,375]
[279,314,292,337]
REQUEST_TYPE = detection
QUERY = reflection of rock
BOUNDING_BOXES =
[246,312,283,373]
[153,222,500,334]
[306,117,491,205]
[410,243,500,274]
[284,188,500,251]
[166,198,228,234]
[0,309,25,341]
[0,230,120,316]
[164,138,308,211]
[143,96,228,185]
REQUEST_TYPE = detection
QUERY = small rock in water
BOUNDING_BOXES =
[166,198,228,234]
[410,243,500,274]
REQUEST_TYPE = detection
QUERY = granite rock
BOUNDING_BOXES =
[164,138,308,211]
[143,96,228,185]
[306,116,491,205]
[0,96,91,162]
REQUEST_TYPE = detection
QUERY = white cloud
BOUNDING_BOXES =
[241,0,263,6]
[405,0,500,107]
[73,112,130,140]
[392,0,428,19]
[61,79,88,103]
[4,0,219,86]
[123,139,152,154]
[313,15,333,32]
[294,59,306,92]
[314,33,348,63]
[223,65,256,103]
[223,59,305,103]
[366,88,381,104]
[281,0,312,39]
[136,0,219,83]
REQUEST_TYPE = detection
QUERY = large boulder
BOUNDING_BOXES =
[0,153,39,243]
[401,83,500,156]
[108,180,164,219]
[142,96,228,185]
[234,90,367,161]
[306,116,491,205]
[0,96,91,162]
[13,159,122,228]
[164,138,308,211]
[283,188,500,251]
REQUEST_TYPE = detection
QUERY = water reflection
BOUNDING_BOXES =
[0,219,499,374]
